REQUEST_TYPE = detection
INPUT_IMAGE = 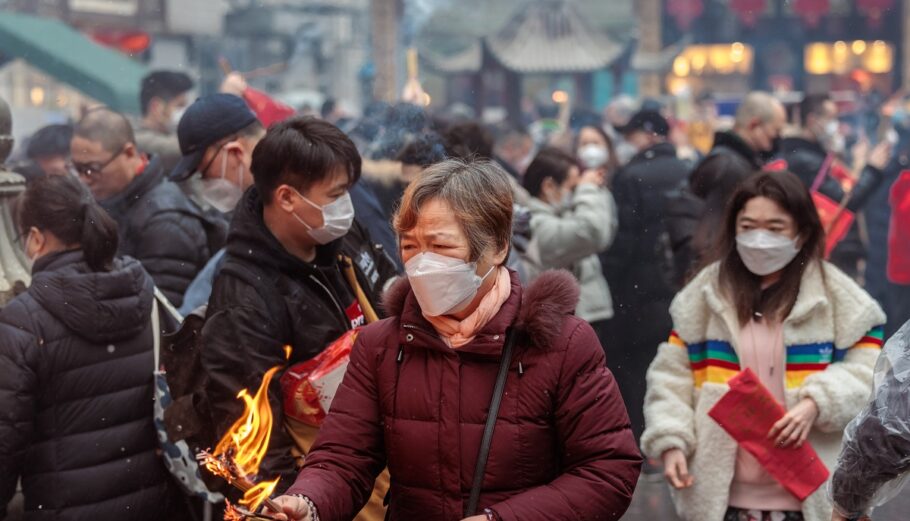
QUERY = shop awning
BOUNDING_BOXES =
[0,12,147,113]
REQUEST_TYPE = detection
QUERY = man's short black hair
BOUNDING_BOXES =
[801,93,831,123]
[443,121,494,161]
[26,124,73,159]
[395,132,446,167]
[251,116,362,204]
[140,70,194,116]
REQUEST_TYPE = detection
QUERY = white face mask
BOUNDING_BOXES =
[736,229,801,276]
[820,120,844,154]
[578,143,609,169]
[291,189,355,245]
[200,151,243,214]
[168,106,186,133]
[405,252,496,317]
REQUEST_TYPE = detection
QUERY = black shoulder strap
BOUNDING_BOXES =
[465,328,516,517]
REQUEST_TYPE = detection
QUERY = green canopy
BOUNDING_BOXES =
[0,12,147,113]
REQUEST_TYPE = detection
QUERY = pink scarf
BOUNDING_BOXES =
[423,267,511,348]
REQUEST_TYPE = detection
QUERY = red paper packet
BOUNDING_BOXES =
[888,171,910,284]
[242,87,296,128]
[811,191,855,258]
[708,368,829,501]
[280,329,359,427]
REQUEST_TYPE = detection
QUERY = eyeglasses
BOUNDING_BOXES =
[68,147,124,178]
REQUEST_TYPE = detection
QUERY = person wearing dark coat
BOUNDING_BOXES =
[601,110,690,442]
[780,94,889,278]
[267,159,641,521]
[200,117,398,491]
[71,108,222,308]
[668,92,786,281]
[0,175,188,521]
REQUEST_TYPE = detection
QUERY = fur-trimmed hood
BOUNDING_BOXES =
[383,269,580,351]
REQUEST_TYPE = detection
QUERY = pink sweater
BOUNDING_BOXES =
[727,318,802,512]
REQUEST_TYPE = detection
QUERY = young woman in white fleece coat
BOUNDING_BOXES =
[642,171,886,521]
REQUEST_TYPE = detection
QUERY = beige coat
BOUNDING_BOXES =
[642,261,886,521]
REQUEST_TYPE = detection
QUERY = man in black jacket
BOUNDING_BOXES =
[669,91,786,279]
[200,117,398,488]
[71,108,222,308]
[781,94,889,278]
[601,110,690,443]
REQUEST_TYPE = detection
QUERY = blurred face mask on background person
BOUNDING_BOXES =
[577,143,609,169]
[736,229,801,276]
[405,251,496,316]
[291,188,355,244]
[200,150,244,214]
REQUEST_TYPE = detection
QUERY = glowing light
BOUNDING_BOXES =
[805,43,833,75]
[673,55,690,77]
[283,345,292,360]
[551,90,569,104]
[852,40,867,55]
[864,41,893,74]
[731,42,745,63]
[30,87,45,106]
[422,92,432,106]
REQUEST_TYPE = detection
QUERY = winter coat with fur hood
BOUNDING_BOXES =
[642,261,886,521]
[286,270,642,521]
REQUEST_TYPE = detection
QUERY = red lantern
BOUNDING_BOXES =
[730,0,767,28]
[793,0,830,28]
[858,0,895,27]
[668,0,704,31]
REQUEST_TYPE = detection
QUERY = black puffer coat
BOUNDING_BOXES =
[100,156,225,308]
[0,250,186,521]
[200,187,398,489]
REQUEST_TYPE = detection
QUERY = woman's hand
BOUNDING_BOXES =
[769,397,819,448]
[661,448,694,489]
[261,495,312,521]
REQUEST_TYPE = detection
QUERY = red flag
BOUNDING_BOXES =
[708,368,829,501]
[242,87,296,128]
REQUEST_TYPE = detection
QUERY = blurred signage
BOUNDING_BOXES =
[68,0,139,16]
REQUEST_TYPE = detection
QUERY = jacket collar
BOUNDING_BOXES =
[99,155,164,214]
[385,269,581,356]
[711,131,763,170]
[701,261,828,333]
[629,142,677,164]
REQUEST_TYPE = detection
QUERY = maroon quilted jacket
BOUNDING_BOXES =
[286,270,641,521]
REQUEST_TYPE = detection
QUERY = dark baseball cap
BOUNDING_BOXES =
[616,110,670,137]
[170,93,258,181]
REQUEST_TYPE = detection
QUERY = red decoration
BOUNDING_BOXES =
[729,0,766,27]
[667,0,704,31]
[793,0,830,28]
[89,30,151,55]
[858,0,895,27]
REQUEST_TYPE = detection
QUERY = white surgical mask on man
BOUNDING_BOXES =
[405,252,495,317]
[291,188,355,244]
[199,151,243,214]
[735,229,801,276]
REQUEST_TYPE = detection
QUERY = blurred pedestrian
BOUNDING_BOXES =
[0,175,189,521]
[266,159,641,521]
[643,171,885,521]
[829,319,910,521]
[781,94,889,278]
[200,117,398,491]
[575,123,620,185]
[521,147,617,343]
[71,108,216,308]
[601,109,691,443]
[25,123,72,177]
[671,91,787,281]
[444,120,530,206]
[491,124,534,180]
[168,93,265,314]
[136,70,194,173]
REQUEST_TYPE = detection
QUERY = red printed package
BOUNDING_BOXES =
[280,329,359,427]
[708,368,829,501]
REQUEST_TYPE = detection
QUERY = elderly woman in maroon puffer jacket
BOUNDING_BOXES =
[268,159,641,521]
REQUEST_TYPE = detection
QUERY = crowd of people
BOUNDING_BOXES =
[1,67,909,521]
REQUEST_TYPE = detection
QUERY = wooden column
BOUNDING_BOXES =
[637,0,663,97]
[371,0,401,103]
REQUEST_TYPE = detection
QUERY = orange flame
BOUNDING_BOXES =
[211,365,282,512]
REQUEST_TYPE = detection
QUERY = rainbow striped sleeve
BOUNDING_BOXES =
[669,331,741,388]
[668,330,686,347]
[833,326,885,362]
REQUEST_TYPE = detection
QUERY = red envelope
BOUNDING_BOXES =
[242,87,296,128]
[708,368,829,501]
[811,191,855,259]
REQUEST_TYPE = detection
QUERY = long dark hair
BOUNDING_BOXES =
[18,174,119,272]
[717,171,825,325]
